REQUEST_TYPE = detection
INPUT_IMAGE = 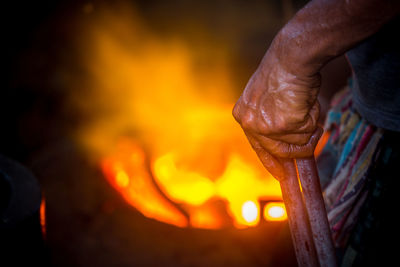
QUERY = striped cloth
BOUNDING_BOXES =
[317,85,400,266]
[317,87,384,248]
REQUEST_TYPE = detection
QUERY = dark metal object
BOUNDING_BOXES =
[0,155,41,227]
[296,157,337,267]
[280,159,319,267]
[0,155,48,266]
[280,156,338,267]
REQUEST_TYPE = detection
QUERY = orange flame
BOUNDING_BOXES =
[102,136,283,229]
[70,4,285,229]
[102,140,188,227]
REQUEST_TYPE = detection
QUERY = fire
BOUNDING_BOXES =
[102,140,188,227]
[115,170,130,188]
[70,3,285,229]
[153,153,216,206]
[102,138,283,228]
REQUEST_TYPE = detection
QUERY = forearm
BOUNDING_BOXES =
[268,0,400,78]
[233,0,399,162]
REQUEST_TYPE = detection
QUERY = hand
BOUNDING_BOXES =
[232,0,399,180]
[232,47,322,180]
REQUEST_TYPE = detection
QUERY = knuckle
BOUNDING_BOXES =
[232,103,241,122]
[240,111,256,130]
[275,119,291,133]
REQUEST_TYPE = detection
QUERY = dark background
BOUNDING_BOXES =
[1,1,350,266]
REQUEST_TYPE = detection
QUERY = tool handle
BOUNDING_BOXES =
[296,157,338,267]
[280,158,319,267]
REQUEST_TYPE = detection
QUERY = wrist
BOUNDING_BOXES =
[271,21,327,79]
[259,29,322,87]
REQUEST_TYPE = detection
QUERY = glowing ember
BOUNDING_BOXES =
[264,202,287,222]
[40,196,47,239]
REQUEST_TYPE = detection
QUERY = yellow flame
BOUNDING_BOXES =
[153,153,215,206]
[116,170,130,188]
[70,3,283,229]
[215,155,281,227]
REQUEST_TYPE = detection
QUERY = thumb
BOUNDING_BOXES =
[245,133,285,181]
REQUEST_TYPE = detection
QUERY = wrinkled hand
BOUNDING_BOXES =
[232,48,323,180]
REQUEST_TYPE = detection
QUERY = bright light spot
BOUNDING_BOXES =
[264,202,287,221]
[116,171,130,188]
[241,200,259,223]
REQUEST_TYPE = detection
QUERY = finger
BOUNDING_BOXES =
[244,133,285,180]
[265,102,320,145]
[281,127,324,158]
[266,100,320,137]
[253,127,323,158]
[288,100,320,133]
[267,132,314,145]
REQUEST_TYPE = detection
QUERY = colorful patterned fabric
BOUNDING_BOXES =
[318,87,383,247]
[316,85,400,266]
[340,130,400,266]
